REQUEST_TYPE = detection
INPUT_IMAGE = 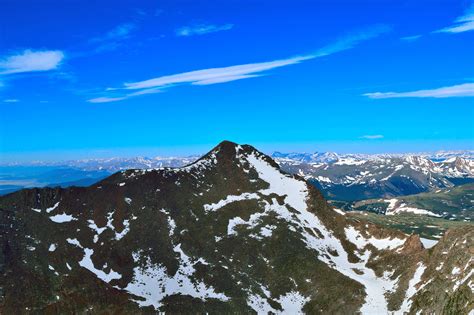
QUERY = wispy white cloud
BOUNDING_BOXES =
[364,83,474,99]
[88,25,389,102]
[192,74,262,85]
[88,56,307,103]
[90,23,136,43]
[435,3,474,33]
[360,134,384,139]
[400,35,422,41]
[87,96,127,103]
[176,23,234,36]
[0,50,65,75]
[3,99,19,103]
[127,87,163,96]
[124,55,312,90]
[86,23,137,53]
[312,24,391,57]
[87,87,163,103]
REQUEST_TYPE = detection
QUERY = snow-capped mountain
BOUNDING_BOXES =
[0,141,472,313]
[272,150,474,164]
[3,156,200,172]
[66,156,200,172]
[271,151,340,164]
[428,150,474,162]
[274,152,474,201]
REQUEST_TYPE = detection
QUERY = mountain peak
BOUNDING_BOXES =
[208,140,246,158]
[196,140,278,170]
[0,142,471,314]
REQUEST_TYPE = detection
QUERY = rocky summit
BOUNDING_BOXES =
[0,141,472,314]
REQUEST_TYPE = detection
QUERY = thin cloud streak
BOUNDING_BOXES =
[360,135,384,139]
[87,87,163,103]
[400,35,422,41]
[312,24,391,57]
[88,96,127,103]
[435,4,474,33]
[88,24,390,103]
[90,23,136,43]
[124,55,312,90]
[67,23,138,57]
[125,25,389,90]
[0,50,65,75]
[3,99,19,103]
[364,83,474,99]
[192,74,262,85]
[176,23,234,36]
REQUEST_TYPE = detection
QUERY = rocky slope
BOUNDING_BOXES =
[0,141,472,314]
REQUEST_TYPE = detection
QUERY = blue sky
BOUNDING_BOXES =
[1,0,473,162]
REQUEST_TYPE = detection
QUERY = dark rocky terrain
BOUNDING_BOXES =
[0,141,472,314]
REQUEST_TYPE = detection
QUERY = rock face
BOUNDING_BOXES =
[0,141,472,314]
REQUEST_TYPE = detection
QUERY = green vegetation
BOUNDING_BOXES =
[401,183,474,220]
[347,212,473,239]
[332,183,474,223]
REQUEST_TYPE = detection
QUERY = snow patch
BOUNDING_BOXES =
[345,226,406,251]
[123,244,229,310]
[50,213,77,223]
[260,225,276,237]
[396,263,426,314]
[277,291,310,314]
[204,193,259,212]
[46,202,60,213]
[420,238,438,249]
[67,237,122,283]
[333,208,346,215]
[386,204,441,217]
[80,248,122,282]
[247,152,308,212]
[334,158,367,165]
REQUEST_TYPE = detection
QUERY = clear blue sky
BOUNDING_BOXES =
[1,0,473,162]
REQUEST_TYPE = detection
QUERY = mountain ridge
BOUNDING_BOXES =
[2,148,473,198]
[0,141,472,313]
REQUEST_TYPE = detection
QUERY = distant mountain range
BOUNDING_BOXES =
[3,156,200,172]
[272,150,474,163]
[1,141,472,313]
[274,153,474,202]
[0,157,199,195]
[2,150,473,206]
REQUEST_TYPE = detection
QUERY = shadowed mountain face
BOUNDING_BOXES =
[0,141,472,314]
